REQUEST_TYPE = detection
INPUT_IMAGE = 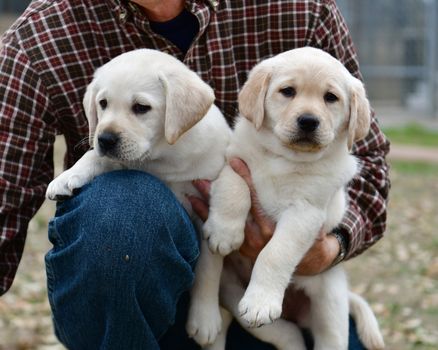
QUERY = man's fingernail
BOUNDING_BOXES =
[192,179,202,187]
[230,158,241,169]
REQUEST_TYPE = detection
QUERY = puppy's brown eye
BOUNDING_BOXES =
[279,87,296,98]
[99,99,107,110]
[132,103,151,115]
[324,92,338,103]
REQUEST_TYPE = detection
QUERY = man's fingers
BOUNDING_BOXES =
[192,179,211,201]
[229,158,253,186]
[239,220,269,261]
[244,221,266,248]
[250,207,275,239]
[295,232,338,276]
[187,195,209,221]
[239,244,257,261]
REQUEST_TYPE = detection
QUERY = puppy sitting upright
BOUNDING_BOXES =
[46,49,230,206]
[200,47,384,349]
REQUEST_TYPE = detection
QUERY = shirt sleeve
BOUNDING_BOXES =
[0,37,56,295]
[309,0,391,259]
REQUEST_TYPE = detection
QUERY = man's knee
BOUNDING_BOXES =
[46,170,199,343]
[51,170,198,266]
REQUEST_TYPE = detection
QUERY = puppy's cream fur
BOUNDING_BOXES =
[46,49,230,205]
[189,47,384,350]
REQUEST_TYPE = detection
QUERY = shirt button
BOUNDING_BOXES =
[119,10,128,23]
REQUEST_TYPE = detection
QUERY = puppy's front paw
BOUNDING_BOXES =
[66,174,90,192]
[203,216,244,256]
[238,289,282,328]
[186,302,222,346]
[46,177,72,201]
[46,172,91,201]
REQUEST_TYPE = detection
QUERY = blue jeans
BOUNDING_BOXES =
[45,170,365,349]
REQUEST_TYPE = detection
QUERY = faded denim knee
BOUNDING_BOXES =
[46,170,199,349]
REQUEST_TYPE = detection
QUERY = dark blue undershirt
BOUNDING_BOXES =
[149,9,199,55]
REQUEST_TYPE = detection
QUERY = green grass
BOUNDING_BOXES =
[390,160,438,175]
[385,123,438,174]
[383,123,438,148]
[431,238,438,250]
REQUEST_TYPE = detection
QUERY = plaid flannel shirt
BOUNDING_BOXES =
[0,0,390,295]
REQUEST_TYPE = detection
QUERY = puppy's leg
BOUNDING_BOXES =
[204,308,233,350]
[239,205,323,327]
[220,266,306,350]
[248,319,306,350]
[203,165,250,255]
[46,149,122,200]
[186,240,224,346]
[297,267,349,350]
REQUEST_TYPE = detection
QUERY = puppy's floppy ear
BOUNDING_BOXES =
[159,69,215,145]
[348,77,371,150]
[83,80,98,147]
[238,64,272,130]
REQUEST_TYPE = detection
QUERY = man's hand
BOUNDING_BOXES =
[188,158,341,276]
[295,230,341,275]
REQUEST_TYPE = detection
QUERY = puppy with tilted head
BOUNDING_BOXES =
[46,49,230,206]
[188,47,384,350]
[46,49,232,343]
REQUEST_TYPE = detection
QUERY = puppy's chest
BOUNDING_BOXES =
[250,164,340,221]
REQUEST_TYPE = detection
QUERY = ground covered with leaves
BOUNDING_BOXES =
[0,157,437,349]
[346,163,438,349]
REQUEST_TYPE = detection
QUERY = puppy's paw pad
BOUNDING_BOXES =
[186,305,222,346]
[238,292,282,328]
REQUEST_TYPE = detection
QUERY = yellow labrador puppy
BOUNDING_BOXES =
[46,49,230,206]
[191,47,385,350]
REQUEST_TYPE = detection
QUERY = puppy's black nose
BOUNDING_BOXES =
[297,114,320,133]
[98,132,119,152]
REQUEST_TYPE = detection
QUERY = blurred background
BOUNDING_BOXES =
[0,0,437,349]
[339,0,438,121]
